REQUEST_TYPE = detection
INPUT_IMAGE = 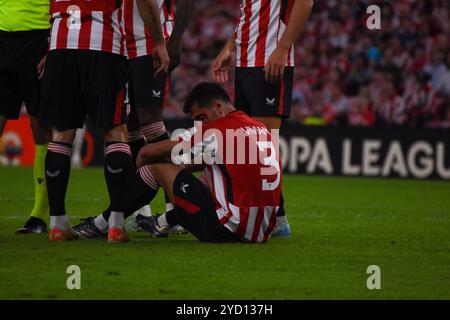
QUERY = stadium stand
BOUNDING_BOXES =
[167,0,450,128]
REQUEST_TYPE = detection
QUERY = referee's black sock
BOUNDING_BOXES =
[45,142,72,228]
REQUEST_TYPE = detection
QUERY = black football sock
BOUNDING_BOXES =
[128,130,146,169]
[102,165,160,222]
[104,142,133,228]
[277,193,286,217]
[140,122,169,144]
[165,209,178,227]
[45,142,72,217]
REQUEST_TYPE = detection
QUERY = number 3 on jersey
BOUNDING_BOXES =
[257,141,280,191]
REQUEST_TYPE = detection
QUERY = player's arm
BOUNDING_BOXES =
[136,138,206,171]
[166,0,193,71]
[137,139,178,168]
[136,0,170,74]
[265,0,314,83]
[211,32,236,83]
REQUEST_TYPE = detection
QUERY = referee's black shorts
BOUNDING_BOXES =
[0,29,49,120]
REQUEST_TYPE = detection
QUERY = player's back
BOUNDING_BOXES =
[199,111,282,243]
[49,0,124,54]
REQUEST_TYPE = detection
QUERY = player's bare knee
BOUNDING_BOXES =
[148,163,164,179]
[136,107,163,127]
[149,163,181,186]
[51,128,76,144]
[104,124,128,143]
[29,116,51,144]
[127,111,140,133]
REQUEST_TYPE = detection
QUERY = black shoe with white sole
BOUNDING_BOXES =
[15,217,47,234]
[72,217,107,239]
[136,214,169,238]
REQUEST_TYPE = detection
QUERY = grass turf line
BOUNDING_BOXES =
[0,167,449,299]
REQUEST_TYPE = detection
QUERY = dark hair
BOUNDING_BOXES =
[183,82,232,114]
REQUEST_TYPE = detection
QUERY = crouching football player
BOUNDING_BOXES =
[74,82,282,243]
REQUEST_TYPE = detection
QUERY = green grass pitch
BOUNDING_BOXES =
[0,166,449,300]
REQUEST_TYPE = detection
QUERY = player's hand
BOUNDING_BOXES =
[264,45,288,84]
[211,48,233,83]
[37,55,47,80]
[166,37,182,72]
[153,42,170,76]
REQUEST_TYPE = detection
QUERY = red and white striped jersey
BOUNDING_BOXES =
[183,111,282,243]
[123,0,174,59]
[235,0,295,68]
[49,0,125,55]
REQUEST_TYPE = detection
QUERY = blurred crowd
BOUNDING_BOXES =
[166,0,450,129]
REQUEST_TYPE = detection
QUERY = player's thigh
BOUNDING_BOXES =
[129,56,168,126]
[79,51,129,134]
[147,163,183,202]
[40,49,85,131]
[170,170,239,243]
[127,103,140,133]
[234,67,251,116]
[0,36,22,121]
[29,115,51,145]
[238,67,294,120]
[16,31,48,121]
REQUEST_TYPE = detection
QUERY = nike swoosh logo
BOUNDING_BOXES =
[107,166,123,174]
[152,90,161,97]
[46,170,60,178]
[37,177,44,184]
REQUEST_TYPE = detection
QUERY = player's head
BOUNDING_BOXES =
[183,82,235,124]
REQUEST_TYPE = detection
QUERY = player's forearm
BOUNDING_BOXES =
[170,0,193,41]
[136,0,165,44]
[224,32,237,53]
[139,140,178,166]
[278,0,314,50]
